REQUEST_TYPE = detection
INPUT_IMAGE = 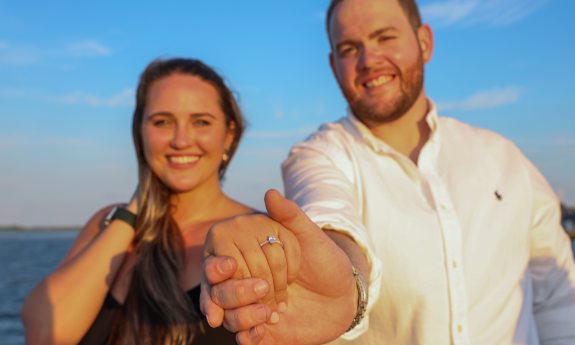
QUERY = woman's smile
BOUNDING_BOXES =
[166,154,201,169]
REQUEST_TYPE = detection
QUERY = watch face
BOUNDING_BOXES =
[104,206,118,226]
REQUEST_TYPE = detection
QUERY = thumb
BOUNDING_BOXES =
[264,189,320,239]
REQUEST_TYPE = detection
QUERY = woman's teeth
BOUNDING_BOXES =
[169,156,199,164]
[365,75,393,88]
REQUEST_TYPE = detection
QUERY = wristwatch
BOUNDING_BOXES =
[347,266,368,332]
[104,206,137,230]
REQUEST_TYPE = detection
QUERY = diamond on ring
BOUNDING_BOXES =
[260,235,284,248]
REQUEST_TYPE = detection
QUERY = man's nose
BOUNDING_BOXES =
[358,46,384,70]
[171,124,193,149]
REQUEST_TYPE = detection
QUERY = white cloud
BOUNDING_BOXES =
[66,41,111,57]
[55,88,134,107]
[437,87,521,111]
[420,0,550,27]
[0,40,111,66]
[246,125,316,139]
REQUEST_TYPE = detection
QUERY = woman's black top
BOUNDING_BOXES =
[78,285,236,345]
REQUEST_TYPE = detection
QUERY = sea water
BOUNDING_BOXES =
[0,231,77,345]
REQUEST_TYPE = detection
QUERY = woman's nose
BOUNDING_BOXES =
[171,124,193,150]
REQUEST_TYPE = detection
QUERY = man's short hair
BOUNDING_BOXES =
[326,0,422,47]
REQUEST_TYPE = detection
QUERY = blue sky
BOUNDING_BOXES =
[1,0,573,226]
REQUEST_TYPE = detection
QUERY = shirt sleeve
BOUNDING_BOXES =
[282,143,383,340]
[524,155,575,344]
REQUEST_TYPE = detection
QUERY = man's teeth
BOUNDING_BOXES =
[169,156,199,164]
[366,75,393,88]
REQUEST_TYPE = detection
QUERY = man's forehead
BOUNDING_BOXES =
[329,0,408,42]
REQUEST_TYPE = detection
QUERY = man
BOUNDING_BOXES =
[202,0,575,344]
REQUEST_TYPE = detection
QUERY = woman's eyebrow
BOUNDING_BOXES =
[148,111,175,118]
[190,113,216,119]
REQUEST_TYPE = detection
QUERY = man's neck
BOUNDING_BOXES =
[359,91,430,165]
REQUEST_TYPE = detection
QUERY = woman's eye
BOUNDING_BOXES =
[194,119,210,126]
[154,119,172,126]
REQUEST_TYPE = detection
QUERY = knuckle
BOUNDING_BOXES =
[234,284,247,305]
[249,264,269,279]
[210,286,223,306]
[269,258,286,274]
[233,266,250,279]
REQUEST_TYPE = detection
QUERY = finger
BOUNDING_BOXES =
[222,303,271,333]
[260,236,288,312]
[265,189,322,240]
[205,221,254,281]
[277,227,300,286]
[236,325,266,345]
[231,215,279,313]
[271,228,300,311]
[210,277,270,309]
[200,273,224,328]
[203,255,237,285]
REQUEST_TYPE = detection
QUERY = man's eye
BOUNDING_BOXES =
[378,36,395,42]
[339,47,355,57]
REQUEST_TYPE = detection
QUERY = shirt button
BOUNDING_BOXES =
[453,261,457,268]
[441,204,447,210]
[457,325,463,333]
[405,166,413,174]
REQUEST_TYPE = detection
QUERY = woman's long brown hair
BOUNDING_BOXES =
[108,58,245,345]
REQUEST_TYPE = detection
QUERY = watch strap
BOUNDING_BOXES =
[104,206,137,230]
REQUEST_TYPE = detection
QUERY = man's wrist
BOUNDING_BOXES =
[347,266,368,332]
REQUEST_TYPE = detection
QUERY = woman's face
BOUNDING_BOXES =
[141,73,234,193]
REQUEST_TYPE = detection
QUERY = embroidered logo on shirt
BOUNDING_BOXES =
[494,190,502,201]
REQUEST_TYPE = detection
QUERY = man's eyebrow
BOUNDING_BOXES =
[368,26,399,40]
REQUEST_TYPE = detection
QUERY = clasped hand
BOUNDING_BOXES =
[200,190,358,345]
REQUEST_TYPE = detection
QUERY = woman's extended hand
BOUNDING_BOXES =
[200,190,359,345]
[201,209,302,326]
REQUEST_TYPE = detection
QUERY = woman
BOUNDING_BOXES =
[21,58,278,345]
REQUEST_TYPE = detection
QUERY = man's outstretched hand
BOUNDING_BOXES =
[201,190,358,345]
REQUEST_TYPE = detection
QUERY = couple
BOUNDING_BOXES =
[22,0,575,344]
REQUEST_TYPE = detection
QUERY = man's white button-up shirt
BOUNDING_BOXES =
[282,101,575,345]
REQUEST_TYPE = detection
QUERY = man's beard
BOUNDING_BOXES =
[343,55,424,125]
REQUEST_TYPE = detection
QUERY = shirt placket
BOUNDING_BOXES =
[419,140,471,345]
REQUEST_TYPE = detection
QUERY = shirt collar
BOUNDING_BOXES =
[346,98,440,154]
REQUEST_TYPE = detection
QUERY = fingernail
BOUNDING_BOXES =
[219,258,233,274]
[278,301,287,312]
[206,314,214,328]
[249,326,259,338]
[270,311,279,324]
[254,279,269,297]
[254,306,267,321]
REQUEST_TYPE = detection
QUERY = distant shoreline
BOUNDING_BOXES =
[0,226,81,231]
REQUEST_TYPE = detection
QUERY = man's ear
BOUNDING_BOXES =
[417,24,434,64]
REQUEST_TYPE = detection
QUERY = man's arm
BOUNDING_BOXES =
[523,155,575,344]
[324,229,370,296]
